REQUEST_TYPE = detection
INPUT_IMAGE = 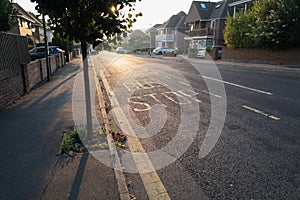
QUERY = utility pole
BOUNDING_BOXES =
[42,14,51,81]
[149,24,152,57]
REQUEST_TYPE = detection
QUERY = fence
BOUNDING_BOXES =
[0,32,65,109]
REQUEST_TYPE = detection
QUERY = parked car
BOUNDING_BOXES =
[29,46,48,61]
[49,46,65,55]
[29,46,65,61]
[197,49,206,58]
[152,47,176,55]
[115,47,126,54]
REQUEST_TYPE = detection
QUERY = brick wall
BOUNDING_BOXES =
[50,56,57,73]
[25,53,65,91]
[0,52,65,110]
[27,61,42,89]
[0,69,25,109]
[0,33,68,110]
[222,47,300,65]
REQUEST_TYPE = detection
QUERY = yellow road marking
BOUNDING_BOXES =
[202,90,222,99]
[99,69,171,200]
[242,105,281,121]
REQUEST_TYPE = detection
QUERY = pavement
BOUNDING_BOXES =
[0,57,120,200]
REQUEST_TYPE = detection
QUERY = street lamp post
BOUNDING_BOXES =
[149,35,151,57]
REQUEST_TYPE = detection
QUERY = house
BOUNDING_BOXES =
[228,0,254,17]
[145,24,161,52]
[26,12,44,43]
[185,0,237,52]
[8,3,45,44]
[155,11,189,54]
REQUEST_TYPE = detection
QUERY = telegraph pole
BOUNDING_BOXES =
[42,14,51,81]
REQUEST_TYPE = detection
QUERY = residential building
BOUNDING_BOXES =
[185,0,237,51]
[145,24,161,52]
[9,3,45,44]
[27,12,44,43]
[155,11,189,54]
[228,0,253,16]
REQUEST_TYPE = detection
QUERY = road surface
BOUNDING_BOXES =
[92,52,300,200]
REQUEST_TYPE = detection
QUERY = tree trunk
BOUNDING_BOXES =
[81,41,93,141]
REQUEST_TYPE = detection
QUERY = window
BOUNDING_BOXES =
[36,48,46,53]
[200,3,206,9]
[25,21,31,29]
[198,40,206,49]
[18,18,23,27]
[211,20,215,29]
[215,2,223,9]
[207,40,213,47]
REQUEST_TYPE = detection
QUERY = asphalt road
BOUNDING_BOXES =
[92,52,300,200]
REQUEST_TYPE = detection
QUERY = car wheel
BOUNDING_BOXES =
[158,51,162,55]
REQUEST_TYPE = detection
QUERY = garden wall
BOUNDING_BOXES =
[222,47,300,65]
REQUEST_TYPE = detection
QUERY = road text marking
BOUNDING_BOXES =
[100,72,171,200]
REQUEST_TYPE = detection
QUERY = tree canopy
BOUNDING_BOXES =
[0,0,17,32]
[122,29,149,52]
[30,0,142,138]
[224,0,300,49]
[224,9,256,48]
[31,0,142,46]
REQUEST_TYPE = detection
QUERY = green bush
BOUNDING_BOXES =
[224,9,256,48]
[61,128,86,154]
[205,46,213,53]
[224,0,300,49]
[188,48,198,58]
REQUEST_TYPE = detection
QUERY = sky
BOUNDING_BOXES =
[14,0,219,30]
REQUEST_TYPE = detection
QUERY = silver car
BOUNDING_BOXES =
[152,47,176,55]
[115,47,126,54]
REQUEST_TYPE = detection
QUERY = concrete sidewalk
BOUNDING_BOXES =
[0,58,119,200]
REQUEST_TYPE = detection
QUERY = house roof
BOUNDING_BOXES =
[13,3,42,26]
[159,11,187,29]
[185,0,236,23]
[27,12,43,26]
[145,24,162,33]
[228,0,253,7]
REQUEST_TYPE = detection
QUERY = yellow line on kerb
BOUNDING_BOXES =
[99,69,171,200]
[242,105,281,121]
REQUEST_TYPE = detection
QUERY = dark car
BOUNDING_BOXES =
[29,46,65,61]
[29,46,48,61]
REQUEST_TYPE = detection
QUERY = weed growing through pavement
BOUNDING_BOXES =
[61,127,87,156]
[61,126,111,156]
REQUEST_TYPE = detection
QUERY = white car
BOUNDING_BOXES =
[197,49,206,58]
[153,47,176,55]
[115,47,126,54]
